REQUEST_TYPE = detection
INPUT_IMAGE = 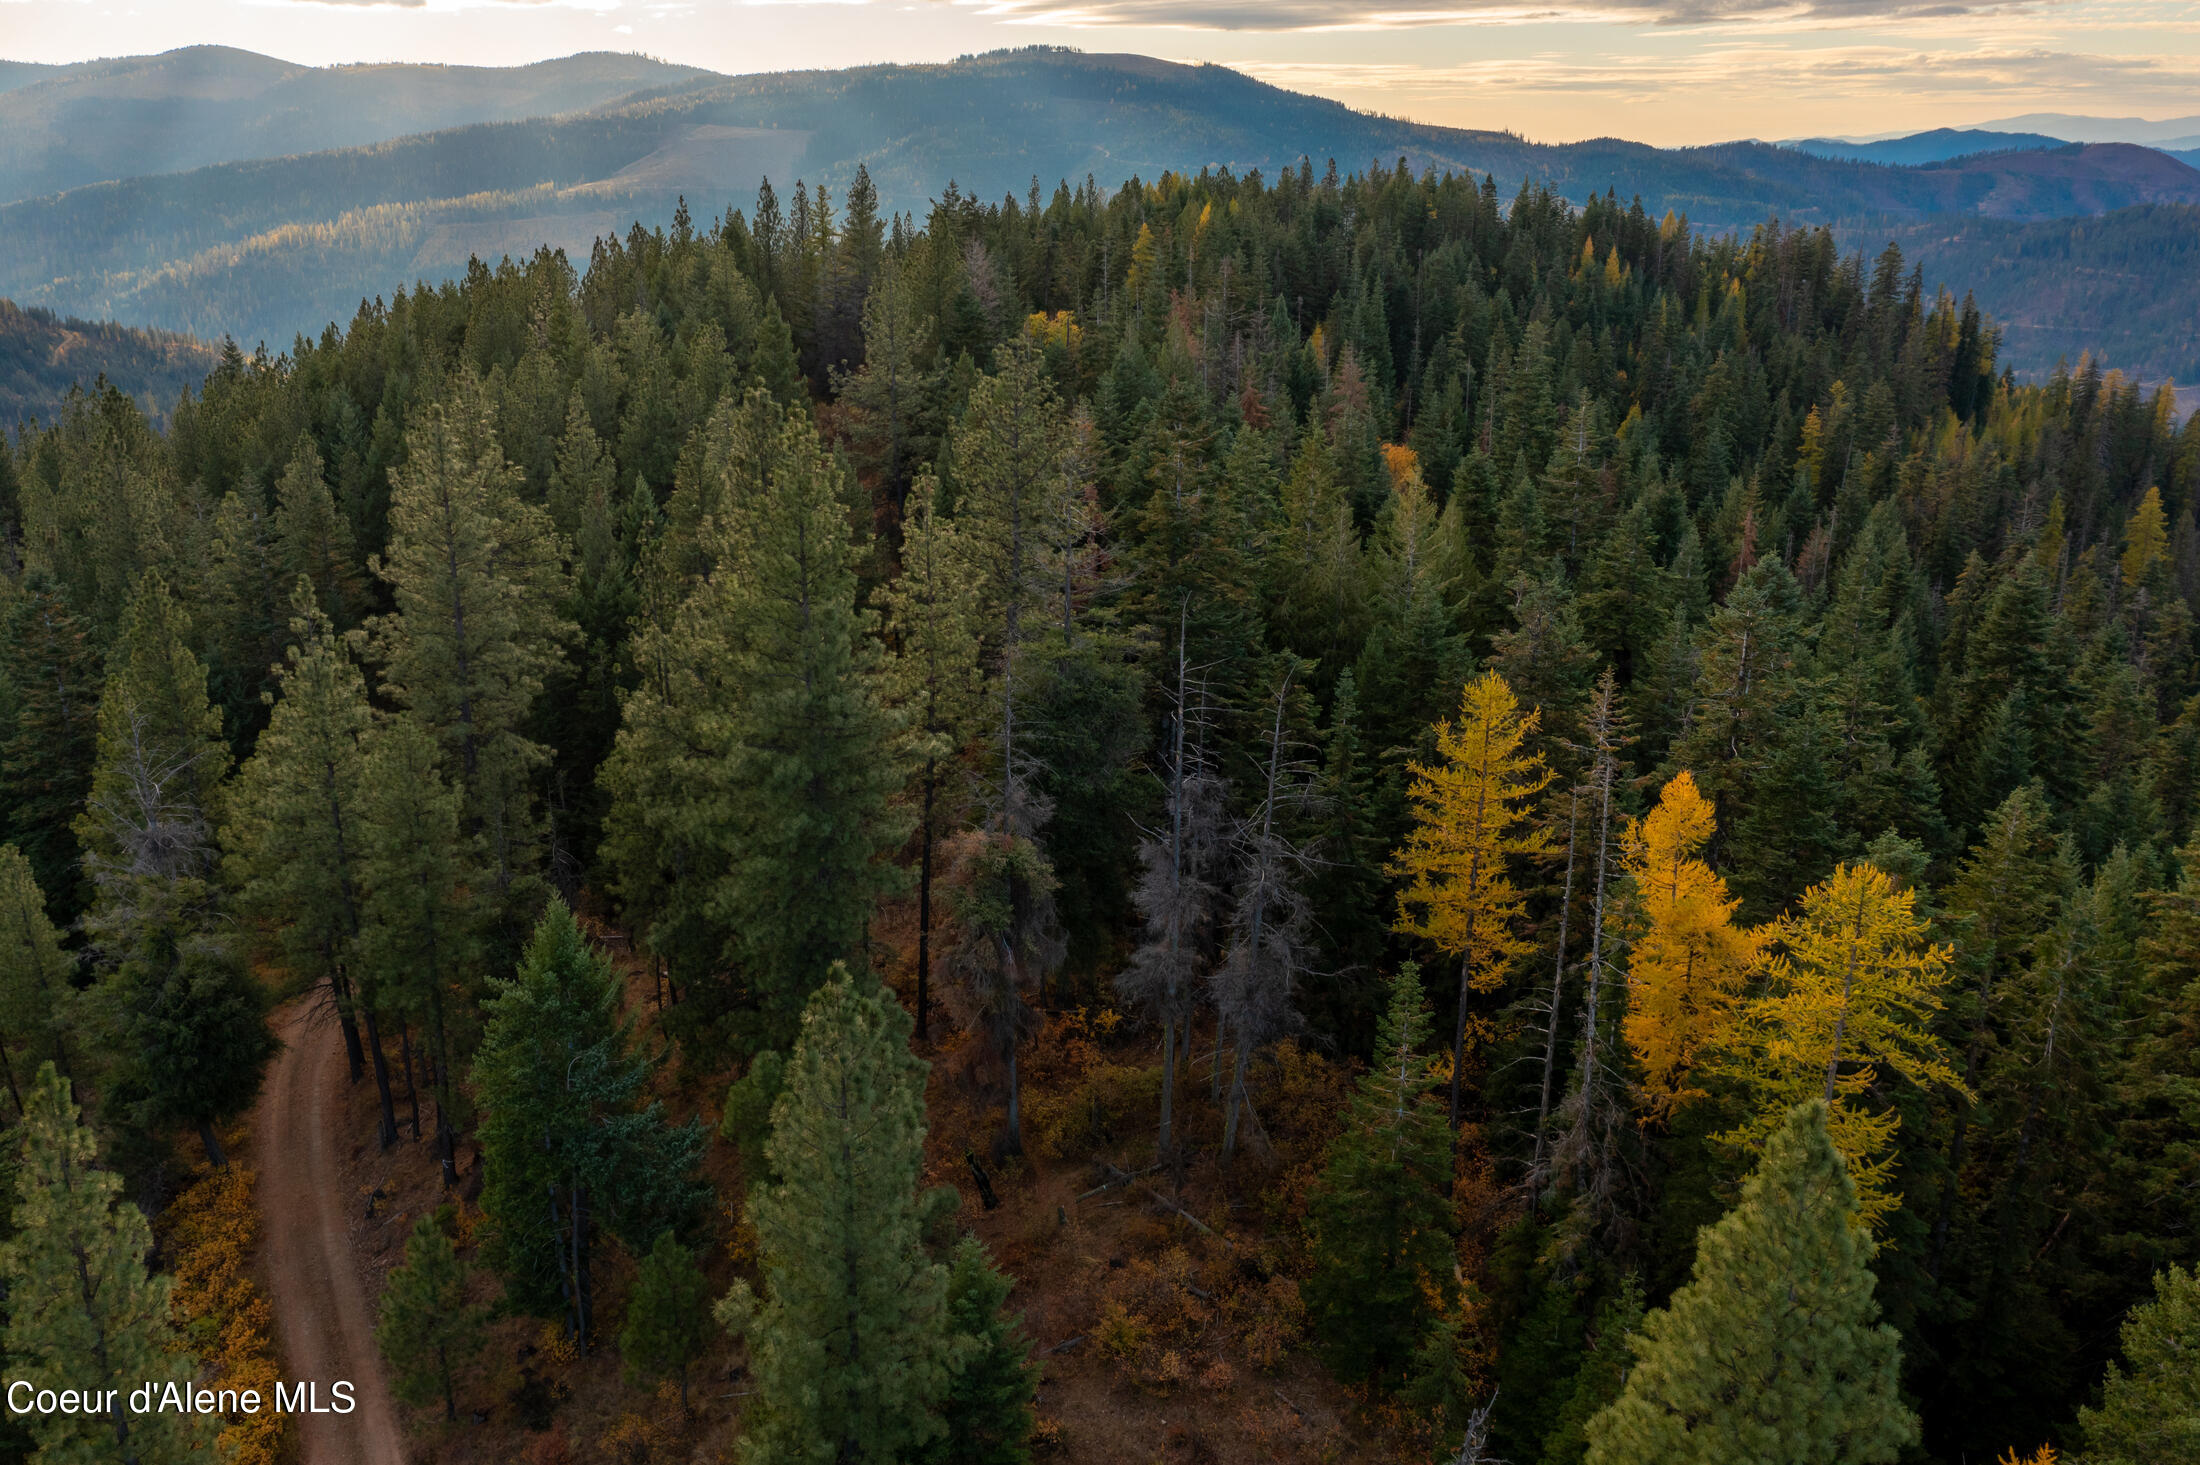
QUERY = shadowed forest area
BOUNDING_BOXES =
[1,158,2197,1464]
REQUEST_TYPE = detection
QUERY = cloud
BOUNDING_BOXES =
[1229,42,2200,105]
[967,0,2053,29]
[266,0,611,10]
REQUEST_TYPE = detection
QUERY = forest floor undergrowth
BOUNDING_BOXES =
[247,900,1424,1465]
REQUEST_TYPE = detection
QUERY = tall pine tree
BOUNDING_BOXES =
[0,1063,206,1465]
[1304,964,1459,1385]
[474,899,705,1348]
[603,389,905,1054]
[366,373,573,930]
[716,967,954,1464]
[1585,1100,1917,1465]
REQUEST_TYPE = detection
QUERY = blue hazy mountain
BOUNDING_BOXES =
[1788,129,2068,165]
[0,46,2192,385]
[0,45,717,203]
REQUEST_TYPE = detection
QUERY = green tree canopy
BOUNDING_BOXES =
[0,1062,205,1465]
[1584,1100,1916,1465]
[474,899,705,1347]
[716,965,953,1464]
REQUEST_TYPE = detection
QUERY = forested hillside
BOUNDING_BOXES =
[1863,204,2200,390]
[2,160,2197,1464]
[0,296,221,427]
[6,45,2197,382]
[0,45,716,203]
[1791,129,2068,165]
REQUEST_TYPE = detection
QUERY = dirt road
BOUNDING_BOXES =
[254,1002,407,1465]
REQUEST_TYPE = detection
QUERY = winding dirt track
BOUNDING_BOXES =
[254,1002,407,1465]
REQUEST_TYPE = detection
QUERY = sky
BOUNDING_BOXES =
[2,0,2198,147]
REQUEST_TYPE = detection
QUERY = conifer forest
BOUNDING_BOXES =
[2,159,2198,1465]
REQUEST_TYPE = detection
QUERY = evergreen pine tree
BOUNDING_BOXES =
[0,1063,205,1465]
[837,255,935,508]
[1925,785,2071,1274]
[716,967,953,1464]
[375,1209,483,1422]
[603,389,905,1053]
[880,476,986,1041]
[365,373,573,918]
[923,1235,1040,1465]
[1303,670,1388,1044]
[128,936,276,1168]
[1355,454,1472,765]
[1540,1280,1646,1465]
[355,716,478,1185]
[753,296,805,407]
[222,583,375,1095]
[952,334,1073,833]
[76,569,228,890]
[546,389,618,544]
[1583,1100,1917,1465]
[620,1230,713,1414]
[1304,964,1458,1384]
[0,845,73,1102]
[474,900,705,1347]
[1272,420,1367,679]
[942,830,1063,1156]
[205,485,287,730]
[271,435,362,628]
[2076,1264,2200,1465]
[0,573,102,914]
[78,571,273,1165]
[1667,557,1807,861]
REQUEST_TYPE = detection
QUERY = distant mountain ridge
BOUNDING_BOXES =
[0,298,221,428]
[1973,112,2200,147]
[1790,129,2069,166]
[1851,204,2200,390]
[0,44,716,202]
[0,46,2192,386]
[0,60,61,95]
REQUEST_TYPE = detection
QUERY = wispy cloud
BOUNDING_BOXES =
[966,0,2058,29]
[1231,42,2200,98]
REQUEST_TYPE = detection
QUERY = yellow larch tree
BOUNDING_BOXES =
[2121,484,2167,590]
[1718,861,1964,1228]
[1621,770,1764,1119]
[1392,671,1555,1124]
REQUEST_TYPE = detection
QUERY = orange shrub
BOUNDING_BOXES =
[163,1164,291,1465]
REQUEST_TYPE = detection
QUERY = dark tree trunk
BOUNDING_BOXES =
[362,1008,399,1149]
[916,762,935,1041]
[428,987,460,1187]
[329,967,366,1082]
[399,1021,423,1141]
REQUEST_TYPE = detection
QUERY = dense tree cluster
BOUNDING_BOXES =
[3,155,2198,1460]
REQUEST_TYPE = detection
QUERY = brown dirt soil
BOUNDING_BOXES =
[252,905,1433,1465]
[251,1000,408,1464]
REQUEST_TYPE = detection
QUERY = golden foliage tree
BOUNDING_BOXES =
[1719,861,1963,1227]
[1392,670,1554,1123]
[1622,771,1763,1117]
[2121,485,2167,591]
